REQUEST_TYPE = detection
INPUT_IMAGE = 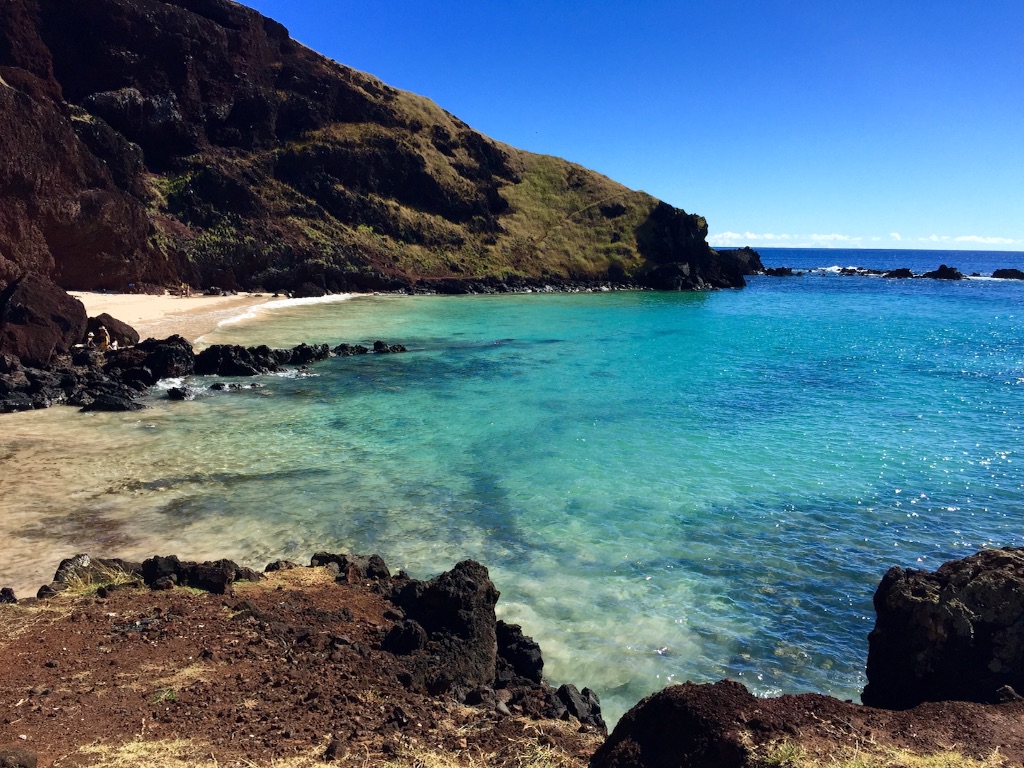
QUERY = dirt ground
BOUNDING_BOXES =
[0,566,602,767]
[5,561,1024,768]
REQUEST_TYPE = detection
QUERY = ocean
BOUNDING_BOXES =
[2,247,1023,724]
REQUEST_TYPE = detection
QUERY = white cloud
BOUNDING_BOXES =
[709,231,1023,250]
[708,231,866,248]
[953,235,1021,245]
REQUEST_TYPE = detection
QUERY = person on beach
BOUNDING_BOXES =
[96,325,110,351]
[85,332,95,348]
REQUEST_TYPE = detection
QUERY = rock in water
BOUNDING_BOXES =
[921,264,965,280]
[0,274,87,367]
[863,547,1024,708]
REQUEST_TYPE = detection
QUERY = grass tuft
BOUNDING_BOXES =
[754,740,1006,768]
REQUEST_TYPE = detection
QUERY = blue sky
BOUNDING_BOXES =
[244,1,1023,250]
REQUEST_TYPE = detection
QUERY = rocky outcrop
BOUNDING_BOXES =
[0,273,86,367]
[1,329,407,413]
[863,547,1024,709]
[14,552,605,735]
[921,264,965,280]
[993,268,1024,280]
[0,0,739,294]
[591,680,1024,768]
[390,560,501,696]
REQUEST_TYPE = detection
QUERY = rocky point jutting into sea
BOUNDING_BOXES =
[0,0,760,296]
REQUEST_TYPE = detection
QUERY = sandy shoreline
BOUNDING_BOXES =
[69,290,276,343]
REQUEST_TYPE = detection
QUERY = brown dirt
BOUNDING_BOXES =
[0,566,602,767]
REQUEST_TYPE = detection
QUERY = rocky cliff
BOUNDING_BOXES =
[0,0,754,295]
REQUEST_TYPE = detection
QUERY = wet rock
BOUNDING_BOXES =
[764,266,794,277]
[993,268,1024,280]
[864,547,1024,708]
[884,267,914,278]
[0,274,88,368]
[288,342,330,365]
[332,343,370,356]
[0,392,34,413]
[921,264,965,280]
[167,385,199,401]
[131,335,195,379]
[79,391,145,412]
[194,344,280,376]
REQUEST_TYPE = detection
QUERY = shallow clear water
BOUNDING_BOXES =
[2,248,1023,724]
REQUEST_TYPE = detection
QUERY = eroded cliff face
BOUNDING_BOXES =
[0,0,738,293]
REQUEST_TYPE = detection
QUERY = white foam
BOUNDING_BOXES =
[218,292,362,328]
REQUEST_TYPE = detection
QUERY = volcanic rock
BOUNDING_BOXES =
[921,264,965,280]
[863,546,1024,709]
[391,560,500,695]
[86,312,139,347]
[0,273,87,367]
[993,268,1024,280]
[884,267,914,278]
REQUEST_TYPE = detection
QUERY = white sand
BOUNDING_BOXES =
[69,291,275,343]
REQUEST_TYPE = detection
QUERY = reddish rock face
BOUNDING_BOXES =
[0,272,87,366]
[0,0,736,295]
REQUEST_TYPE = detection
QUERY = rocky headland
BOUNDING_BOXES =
[5,548,1024,767]
[0,0,760,297]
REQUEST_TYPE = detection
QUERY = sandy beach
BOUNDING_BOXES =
[69,290,276,343]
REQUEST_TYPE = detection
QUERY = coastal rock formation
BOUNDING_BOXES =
[0,0,747,294]
[921,264,965,280]
[590,679,1024,768]
[0,326,408,413]
[0,273,86,367]
[1,553,606,766]
[993,268,1024,280]
[863,547,1024,709]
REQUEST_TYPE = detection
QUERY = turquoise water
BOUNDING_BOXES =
[6,248,1024,723]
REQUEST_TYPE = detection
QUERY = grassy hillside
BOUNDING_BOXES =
[0,0,738,294]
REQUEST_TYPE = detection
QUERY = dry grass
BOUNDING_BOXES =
[62,729,589,768]
[755,740,1007,768]
[57,562,139,597]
